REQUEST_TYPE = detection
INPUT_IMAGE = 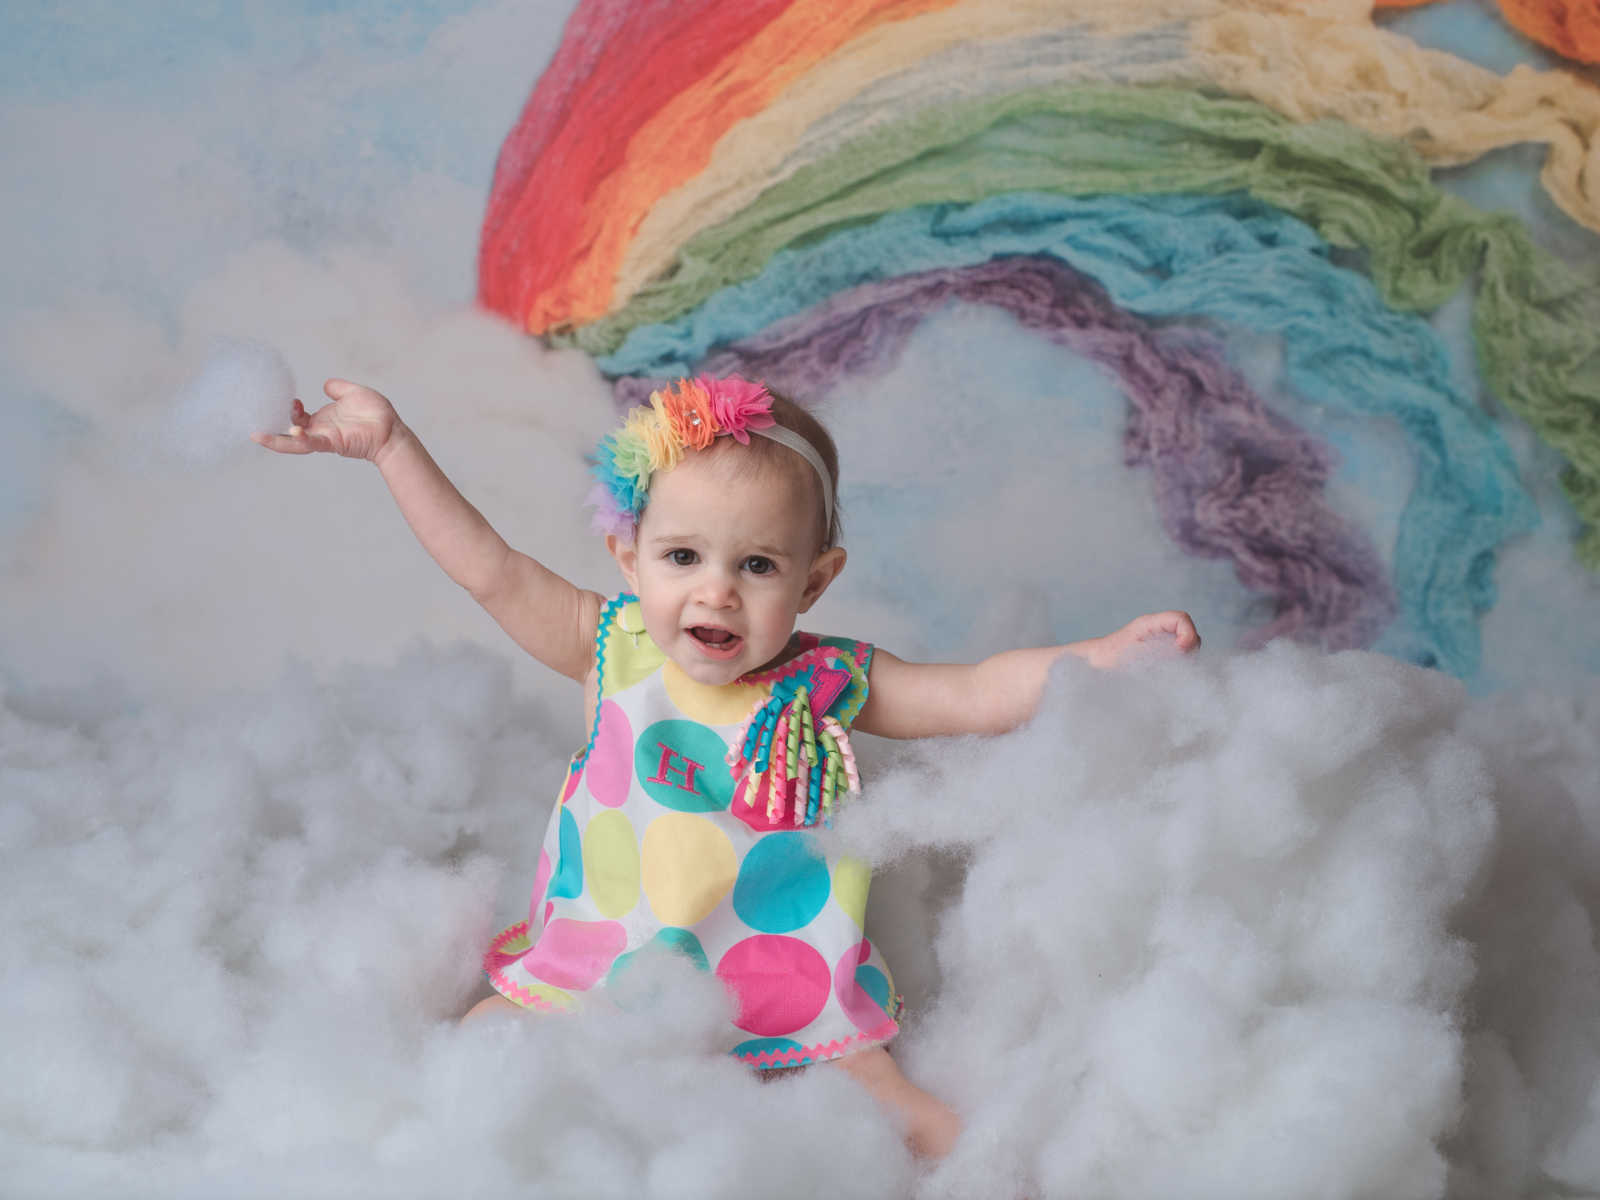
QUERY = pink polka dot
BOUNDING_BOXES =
[561,763,583,805]
[716,935,830,1036]
[527,848,553,931]
[834,940,894,1034]
[586,701,633,807]
[524,918,628,990]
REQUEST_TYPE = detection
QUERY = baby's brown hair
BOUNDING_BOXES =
[716,389,841,552]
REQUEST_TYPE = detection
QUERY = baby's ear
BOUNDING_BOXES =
[799,546,846,612]
[607,534,640,592]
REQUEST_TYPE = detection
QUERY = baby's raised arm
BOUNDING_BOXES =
[253,379,602,681]
[856,611,1200,739]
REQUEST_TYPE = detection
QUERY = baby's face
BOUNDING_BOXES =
[611,448,839,686]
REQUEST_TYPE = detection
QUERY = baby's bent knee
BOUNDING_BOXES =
[460,993,525,1024]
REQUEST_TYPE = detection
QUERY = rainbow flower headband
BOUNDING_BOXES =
[588,376,834,542]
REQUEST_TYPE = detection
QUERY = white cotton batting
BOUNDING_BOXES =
[168,338,296,463]
[5,640,1600,1199]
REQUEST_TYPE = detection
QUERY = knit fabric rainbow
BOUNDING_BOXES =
[477,0,1600,680]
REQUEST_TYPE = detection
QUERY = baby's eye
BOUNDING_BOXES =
[742,556,776,576]
[668,549,698,567]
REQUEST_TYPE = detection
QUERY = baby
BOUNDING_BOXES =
[255,374,1199,1159]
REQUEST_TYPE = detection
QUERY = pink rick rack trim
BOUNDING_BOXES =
[739,1027,901,1069]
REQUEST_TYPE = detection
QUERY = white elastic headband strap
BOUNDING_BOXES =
[751,424,834,540]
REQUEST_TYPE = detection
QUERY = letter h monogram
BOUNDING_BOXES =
[648,743,704,796]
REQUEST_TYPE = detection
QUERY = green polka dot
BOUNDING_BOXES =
[832,856,870,929]
[582,809,640,918]
[519,983,577,1013]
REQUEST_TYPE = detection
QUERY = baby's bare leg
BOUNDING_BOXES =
[461,1001,957,1155]
[830,1046,961,1159]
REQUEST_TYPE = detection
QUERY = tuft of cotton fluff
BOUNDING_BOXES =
[835,641,1498,1199]
[167,339,296,464]
[1449,687,1600,1198]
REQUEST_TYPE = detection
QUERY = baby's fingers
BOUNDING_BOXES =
[252,427,318,455]
[1116,611,1200,656]
[1148,610,1201,651]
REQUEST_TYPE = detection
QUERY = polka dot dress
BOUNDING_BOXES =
[485,595,902,1069]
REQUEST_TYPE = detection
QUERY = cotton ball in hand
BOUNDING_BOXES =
[169,339,295,463]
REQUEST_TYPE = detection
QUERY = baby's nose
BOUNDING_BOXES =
[696,569,739,606]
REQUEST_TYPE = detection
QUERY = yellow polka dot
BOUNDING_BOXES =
[641,813,738,927]
[499,931,532,955]
[662,661,765,726]
[833,856,871,929]
[582,810,641,919]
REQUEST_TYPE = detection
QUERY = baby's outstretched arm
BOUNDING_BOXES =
[857,611,1199,739]
[253,379,601,680]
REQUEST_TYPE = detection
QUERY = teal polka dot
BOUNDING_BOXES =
[732,831,831,933]
[855,963,891,1013]
[547,807,583,899]
[651,926,710,970]
[634,720,733,812]
[606,926,710,987]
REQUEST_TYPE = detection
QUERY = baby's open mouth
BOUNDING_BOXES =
[688,626,743,657]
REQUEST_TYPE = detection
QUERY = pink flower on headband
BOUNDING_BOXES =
[701,375,775,444]
[660,378,718,451]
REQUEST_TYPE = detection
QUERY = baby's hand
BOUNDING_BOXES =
[1089,611,1201,669]
[251,378,400,461]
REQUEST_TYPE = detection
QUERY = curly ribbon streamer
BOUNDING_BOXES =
[728,668,865,826]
